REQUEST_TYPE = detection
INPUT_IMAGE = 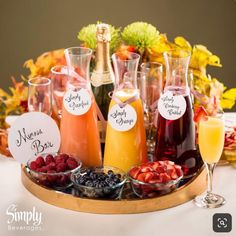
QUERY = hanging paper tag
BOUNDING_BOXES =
[108,104,137,132]
[63,88,92,115]
[8,112,61,164]
[158,91,186,120]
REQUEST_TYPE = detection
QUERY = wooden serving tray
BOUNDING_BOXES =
[21,166,207,214]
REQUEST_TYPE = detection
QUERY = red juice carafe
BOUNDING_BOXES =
[154,50,203,178]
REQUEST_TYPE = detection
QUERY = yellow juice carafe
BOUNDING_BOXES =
[104,52,147,172]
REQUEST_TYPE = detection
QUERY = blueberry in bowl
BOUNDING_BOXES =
[71,166,127,199]
[27,153,82,190]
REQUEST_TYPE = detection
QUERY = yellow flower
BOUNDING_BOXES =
[150,34,173,64]
[221,88,236,109]
[190,45,222,74]
[174,36,192,51]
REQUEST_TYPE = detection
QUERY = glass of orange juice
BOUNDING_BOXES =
[194,112,226,208]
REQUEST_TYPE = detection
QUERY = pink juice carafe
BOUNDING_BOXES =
[154,49,203,178]
[60,47,102,167]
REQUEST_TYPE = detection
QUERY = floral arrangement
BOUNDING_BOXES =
[0,21,235,130]
[0,49,65,129]
[78,22,236,114]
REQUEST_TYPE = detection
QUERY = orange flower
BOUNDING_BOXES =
[24,49,66,78]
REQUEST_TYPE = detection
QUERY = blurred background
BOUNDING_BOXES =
[0,0,235,110]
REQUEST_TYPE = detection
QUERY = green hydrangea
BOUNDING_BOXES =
[78,23,121,52]
[122,22,160,53]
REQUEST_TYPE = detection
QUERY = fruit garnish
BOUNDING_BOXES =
[224,126,236,150]
[35,156,45,168]
[140,166,152,173]
[72,168,125,199]
[27,153,81,189]
[194,106,208,122]
[129,166,141,179]
[46,162,56,171]
[75,169,122,188]
[159,173,171,183]
[29,161,38,171]
[137,173,146,182]
[144,172,154,182]
[129,161,183,198]
[66,157,79,170]
[174,165,183,177]
[28,153,80,187]
[45,154,54,165]
[56,163,67,172]
[129,161,182,184]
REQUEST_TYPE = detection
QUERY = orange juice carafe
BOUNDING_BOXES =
[104,52,147,172]
[60,47,102,167]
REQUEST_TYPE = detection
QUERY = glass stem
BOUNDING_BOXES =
[147,111,153,140]
[205,162,216,195]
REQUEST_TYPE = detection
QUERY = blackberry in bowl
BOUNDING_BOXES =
[71,166,127,199]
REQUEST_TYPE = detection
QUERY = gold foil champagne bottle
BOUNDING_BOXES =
[91,24,115,150]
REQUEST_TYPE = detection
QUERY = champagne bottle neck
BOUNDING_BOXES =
[95,41,113,72]
[91,41,115,87]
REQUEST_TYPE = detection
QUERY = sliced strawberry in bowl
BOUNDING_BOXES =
[144,172,154,182]
[150,162,160,171]
[155,166,166,174]
[137,173,146,182]
[129,166,141,179]
[166,164,175,176]
[128,161,183,198]
[148,173,161,184]
[159,173,171,183]
[170,169,178,180]
[140,165,153,173]
[175,165,183,177]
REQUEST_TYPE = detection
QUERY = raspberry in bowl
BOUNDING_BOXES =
[71,166,127,199]
[128,161,183,198]
[27,153,82,190]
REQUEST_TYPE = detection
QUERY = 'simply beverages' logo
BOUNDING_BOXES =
[6,204,43,231]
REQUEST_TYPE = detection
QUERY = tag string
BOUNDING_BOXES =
[109,91,139,108]
[61,67,88,88]
[94,100,107,132]
[62,67,107,131]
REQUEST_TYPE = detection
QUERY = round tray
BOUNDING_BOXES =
[21,166,207,214]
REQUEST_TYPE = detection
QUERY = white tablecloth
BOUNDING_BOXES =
[0,155,235,236]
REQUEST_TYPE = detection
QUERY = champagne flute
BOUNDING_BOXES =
[194,112,226,208]
[138,62,163,155]
[28,77,52,115]
[50,65,68,118]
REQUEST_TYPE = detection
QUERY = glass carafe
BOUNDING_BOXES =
[154,50,203,178]
[104,52,147,172]
[60,47,102,167]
